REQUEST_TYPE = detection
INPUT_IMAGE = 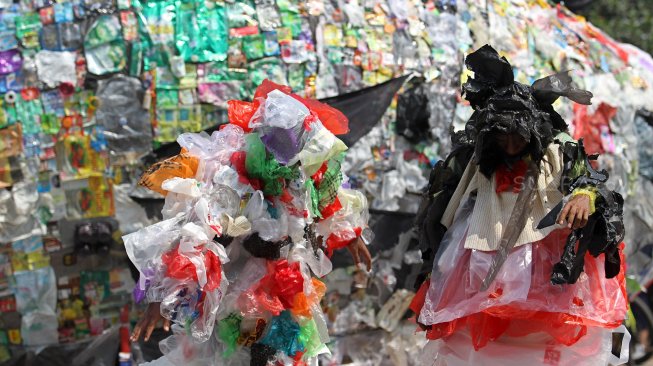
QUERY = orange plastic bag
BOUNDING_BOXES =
[291,278,327,317]
[138,151,199,196]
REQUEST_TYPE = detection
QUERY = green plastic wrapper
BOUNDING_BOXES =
[141,0,175,69]
[15,13,41,49]
[156,89,179,108]
[129,42,144,76]
[287,63,305,92]
[175,0,228,63]
[40,113,60,135]
[203,2,229,61]
[317,154,344,211]
[155,66,179,89]
[16,97,44,135]
[298,318,322,358]
[277,0,302,37]
[217,313,242,358]
[200,61,247,83]
[133,11,155,71]
[242,34,264,61]
[142,0,175,46]
[3,104,17,127]
[305,179,320,219]
[84,15,127,75]
[247,58,286,93]
[245,133,298,196]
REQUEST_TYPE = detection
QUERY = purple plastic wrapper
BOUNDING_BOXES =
[197,81,242,109]
[0,49,22,75]
[133,271,152,304]
[133,283,146,304]
[260,124,305,164]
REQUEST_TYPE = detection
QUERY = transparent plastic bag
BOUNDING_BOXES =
[420,326,629,366]
[291,122,348,176]
[418,196,628,349]
[158,325,220,365]
[263,89,309,129]
[218,258,268,317]
[123,215,184,275]
[21,311,58,346]
[288,245,332,278]
[12,266,57,314]
[160,278,226,342]
[93,77,152,153]
[177,124,245,164]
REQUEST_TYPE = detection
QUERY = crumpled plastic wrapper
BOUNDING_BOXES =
[0,180,44,242]
[35,50,76,88]
[13,266,58,346]
[95,74,153,157]
[113,183,153,235]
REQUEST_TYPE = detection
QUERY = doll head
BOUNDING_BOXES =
[461,45,593,177]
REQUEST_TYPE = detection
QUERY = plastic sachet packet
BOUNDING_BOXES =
[226,0,259,37]
[242,34,265,61]
[262,31,280,56]
[247,58,287,90]
[15,13,41,49]
[174,1,230,63]
[254,0,281,31]
[198,81,243,108]
[120,11,138,42]
[84,15,127,75]
[0,49,21,75]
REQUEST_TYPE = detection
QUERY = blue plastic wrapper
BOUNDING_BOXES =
[259,310,305,357]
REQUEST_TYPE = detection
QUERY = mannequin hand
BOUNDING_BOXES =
[347,237,372,271]
[558,194,591,230]
[131,302,170,342]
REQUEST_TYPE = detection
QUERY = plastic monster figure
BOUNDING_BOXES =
[411,45,628,366]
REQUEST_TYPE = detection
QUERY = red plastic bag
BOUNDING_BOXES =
[236,260,306,316]
[264,260,304,309]
[573,102,617,156]
[325,226,361,256]
[161,247,222,291]
[228,79,349,135]
[293,96,349,135]
[227,100,258,132]
[254,79,292,100]
[203,249,223,291]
